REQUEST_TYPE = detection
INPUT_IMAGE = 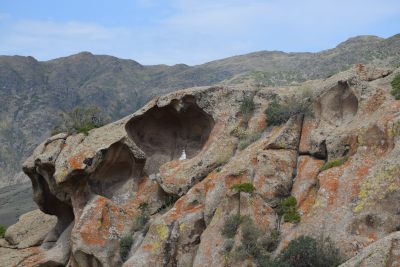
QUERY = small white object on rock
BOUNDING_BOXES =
[179,149,186,160]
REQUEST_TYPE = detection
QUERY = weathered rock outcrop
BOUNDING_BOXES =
[4,209,57,249]
[1,64,400,267]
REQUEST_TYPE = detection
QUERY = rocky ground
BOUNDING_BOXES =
[0,64,399,267]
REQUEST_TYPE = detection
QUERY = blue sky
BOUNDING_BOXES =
[0,0,399,65]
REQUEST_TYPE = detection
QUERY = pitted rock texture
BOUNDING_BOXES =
[4,209,57,249]
[2,64,400,267]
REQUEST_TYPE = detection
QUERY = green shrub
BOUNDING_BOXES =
[221,214,243,238]
[222,239,235,253]
[165,194,180,208]
[120,235,134,262]
[238,132,262,150]
[259,229,280,253]
[240,219,263,258]
[231,219,280,265]
[231,183,256,194]
[264,97,312,126]
[272,236,343,267]
[276,196,301,223]
[0,225,6,238]
[231,183,256,217]
[231,126,248,139]
[52,105,108,135]
[131,213,149,232]
[276,236,317,267]
[241,96,255,121]
[320,156,349,171]
[391,74,400,100]
[131,202,150,232]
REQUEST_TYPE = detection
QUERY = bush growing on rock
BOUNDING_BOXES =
[231,182,256,217]
[52,105,108,135]
[240,96,255,121]
[221,214,244,238]
[320,156,348,171]
[119,235,134,262]
[264,96,312,126]
[276,196,301,223]
[238,132,262,150]
[391,74,400,100]
[228,218,281,266]
[270,236,343,267]
[231,126,262,150]
[0,225,6,238]
[131,202,150,233]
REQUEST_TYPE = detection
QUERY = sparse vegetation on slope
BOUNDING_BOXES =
[270,236,343,267]
[264,95,312,126]
[276,196,301,223]
[52,106,108,135]
[119,235,133,262]
[391,74,400,100]
[320,156,349,171]
[231,182,256,217]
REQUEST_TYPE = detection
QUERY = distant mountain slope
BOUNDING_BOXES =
[0,34,399,187]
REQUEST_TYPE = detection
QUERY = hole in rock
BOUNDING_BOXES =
[30,169,74,241]
[315,81,358,125]
[88,142,145,202]
[126,96,215,174]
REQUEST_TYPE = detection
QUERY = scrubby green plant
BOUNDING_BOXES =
[165,194,180,208]
[264,96,312,126]
[131,202,150,232]
[231,125,262,150]
[275,236,317,267]
[271,236,343,267]
[276,196,301,223]
[391,74,400,100]
[240,96,255,121]
[231,126,248,139]
[0,225,6,238]
[231,183,256,217]
[320,156,349,171]
[238,132,262,150]
[119,235,134,262]
[52,105,108,135]
[222,239,235,253]
[221,214,244,238]
[239,219,263,259]
[259,229,281,253]
[231,218,281,265]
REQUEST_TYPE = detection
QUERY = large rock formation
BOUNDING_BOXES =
[1,64,400,267]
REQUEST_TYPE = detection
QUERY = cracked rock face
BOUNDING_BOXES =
[2,65,400,267]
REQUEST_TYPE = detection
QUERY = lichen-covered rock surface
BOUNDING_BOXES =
[1,64,400,267]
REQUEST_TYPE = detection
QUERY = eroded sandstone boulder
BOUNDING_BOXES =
[7,64,400,267]
[4,209,57,249]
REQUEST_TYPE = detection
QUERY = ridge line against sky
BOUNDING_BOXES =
[0,0,400,65]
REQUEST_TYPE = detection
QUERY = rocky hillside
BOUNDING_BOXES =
[1,64,399,266]
[1,34,400,187]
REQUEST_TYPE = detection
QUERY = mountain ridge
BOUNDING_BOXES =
[0,34,399,187]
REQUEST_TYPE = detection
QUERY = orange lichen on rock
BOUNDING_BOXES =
[79,197,126,246]
[224,172,247,190]
[298,188,317,216]
[68,151,87,169]
[318,166,344,206]
[299,117,317,153]
[292,156,324,206]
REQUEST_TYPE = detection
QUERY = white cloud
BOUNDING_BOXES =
[0,0,399,65]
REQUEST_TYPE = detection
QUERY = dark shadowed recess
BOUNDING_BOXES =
[126,95,215,174]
